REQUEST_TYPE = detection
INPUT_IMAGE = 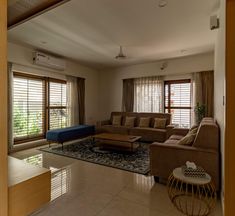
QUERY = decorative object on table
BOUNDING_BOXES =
[194,102,206,125]
[182,161,206,178]
[40,139,150,175]
[167,167,216,216]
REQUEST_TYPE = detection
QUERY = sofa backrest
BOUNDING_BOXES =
[110,112,171,127]
[193,118,219,150]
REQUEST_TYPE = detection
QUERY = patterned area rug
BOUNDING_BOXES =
[40,139,150,175]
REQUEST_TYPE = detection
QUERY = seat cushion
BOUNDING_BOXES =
[100,125,130,135]
[46,125,95,143]
[169,135,184,140]
[130,127,167,142]
[164,139,179,145]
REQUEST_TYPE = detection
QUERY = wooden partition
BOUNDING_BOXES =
[225,0,235,215]
[8,157,51,216]
[0,0,8,215]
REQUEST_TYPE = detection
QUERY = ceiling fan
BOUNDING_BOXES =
[115,46,127,60]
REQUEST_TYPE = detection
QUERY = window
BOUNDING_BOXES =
[13,74,45,142]
[13,72,67,143]
[164,80,191,128]
[134,77,163,112]
[48,80,68,130]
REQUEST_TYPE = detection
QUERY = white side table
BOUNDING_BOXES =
[167,167,217,216]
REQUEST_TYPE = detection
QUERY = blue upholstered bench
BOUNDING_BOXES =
[46,125,95,149]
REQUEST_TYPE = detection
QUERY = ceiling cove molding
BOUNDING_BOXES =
[8,0,70,29]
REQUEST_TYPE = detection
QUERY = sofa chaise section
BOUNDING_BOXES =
[150,118,220,190]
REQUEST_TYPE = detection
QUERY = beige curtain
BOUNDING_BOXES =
[77,77,85,124]
[122,79,134,112]
[192,71,214,121]
[66,76,79,126]
[133,76,163,113]
[201,71,214,116]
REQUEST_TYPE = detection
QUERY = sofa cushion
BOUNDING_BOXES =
[190,125,198,131]
[164,139,179,145]
[178,133,196,146]
[112,115,122,126]
[153,118,167,129]
[130,127,166,142]
[124,117,136,127]
[169,135,184,140]
[139,117,150,128]
[100,125,130,135]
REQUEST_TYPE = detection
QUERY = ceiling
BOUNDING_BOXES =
[8,0,219,69]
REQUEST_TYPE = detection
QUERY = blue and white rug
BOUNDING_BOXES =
[40,139,150,175]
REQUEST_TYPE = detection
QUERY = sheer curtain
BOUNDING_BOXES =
[133,76,164,113]
[66,76,79,126]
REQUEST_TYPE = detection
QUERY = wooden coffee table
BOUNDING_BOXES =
[92,133,141,152]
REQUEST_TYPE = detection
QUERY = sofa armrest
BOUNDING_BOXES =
[166,125,175,138]
[96,120,111,127]
[172,128,189,136]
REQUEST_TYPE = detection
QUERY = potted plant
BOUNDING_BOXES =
[194,102,206,125]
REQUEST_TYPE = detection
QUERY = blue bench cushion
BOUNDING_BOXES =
[46,125,95,143]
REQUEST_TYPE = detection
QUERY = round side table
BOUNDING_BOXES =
[167,167,217,216]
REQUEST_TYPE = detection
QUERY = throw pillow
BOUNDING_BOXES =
[139,117,150,128]
[189,127,198,135]
[178,133,196,146]
[112,115,122,126]
[190,125,198,132]
[178,127,198,146]
[124,117,136,127]
[153,118,167,129]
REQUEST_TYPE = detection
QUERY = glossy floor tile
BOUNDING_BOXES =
[11,145,223,216]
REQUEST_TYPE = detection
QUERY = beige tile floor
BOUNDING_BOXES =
[11,145,223,216]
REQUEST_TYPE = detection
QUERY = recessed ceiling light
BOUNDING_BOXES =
[158,0,168,8]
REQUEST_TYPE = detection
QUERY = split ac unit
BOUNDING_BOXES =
[33,52,66,71]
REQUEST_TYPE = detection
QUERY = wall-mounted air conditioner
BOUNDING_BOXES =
[33,52,66,71]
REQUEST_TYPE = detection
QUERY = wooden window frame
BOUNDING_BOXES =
[164,79,192,125]
[46,78,67,131]
[13,72,67,144]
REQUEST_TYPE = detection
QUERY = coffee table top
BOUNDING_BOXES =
[93,133,141,143]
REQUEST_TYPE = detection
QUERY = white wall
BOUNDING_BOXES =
[8,42,100,124]
[214,0,225,210]
[98,52,214,120]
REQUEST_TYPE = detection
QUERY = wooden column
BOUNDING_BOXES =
[0,0,8,215]
[225,0,235,215]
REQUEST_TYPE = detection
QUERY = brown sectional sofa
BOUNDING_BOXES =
[96,112,173,142]
[150,118,220,190]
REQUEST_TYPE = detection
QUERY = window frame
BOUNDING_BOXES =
[46,78,67,131]
[13,72,67,144]
[164,79,192,127]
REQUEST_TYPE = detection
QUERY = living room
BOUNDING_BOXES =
[1,0,234,216]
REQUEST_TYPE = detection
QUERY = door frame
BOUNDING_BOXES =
[225,0,235,215]
[0,0,8,215]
